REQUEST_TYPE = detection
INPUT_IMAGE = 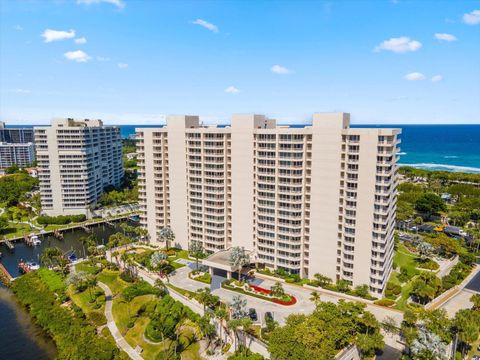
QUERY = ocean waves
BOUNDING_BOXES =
[399,163,480,173]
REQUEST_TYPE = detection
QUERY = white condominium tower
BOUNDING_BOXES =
[35,118,123,217]
[137,113,400,294]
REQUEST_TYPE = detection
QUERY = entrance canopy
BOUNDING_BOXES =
[202,248,255,273]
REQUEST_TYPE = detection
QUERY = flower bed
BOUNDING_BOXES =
[222,280,297,306]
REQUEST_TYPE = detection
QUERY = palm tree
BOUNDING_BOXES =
[239,317,254,356]
[214,307,228,344]
[78,236,90,258]
[227,319,241,352]
[154,278,167,297]
[86,275,98,303]
[229,246,250,280]
[40,247,63,268]
[196,288,217,312]
[310,291,321,307]
[270,282,285,298]
[189,240,204,270]
[158,226,175,250]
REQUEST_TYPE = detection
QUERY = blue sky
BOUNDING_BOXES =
[1,0,479,125]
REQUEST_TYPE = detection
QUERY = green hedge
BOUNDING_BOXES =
[37,214,86,225]
[12,271,118,359]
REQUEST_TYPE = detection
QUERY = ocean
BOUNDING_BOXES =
[6,124,480,173]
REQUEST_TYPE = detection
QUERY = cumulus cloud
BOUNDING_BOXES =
[431,75,443,82]
[192,19,218,32]
[463,10,480,25]
[224,86,240,94]
[77,0,125,9]
[271,65,290,74]
[434,33,457,42]
[117,63,128,69]
[64,50,91,62]
[42,29,76,43]
[74,37,87,44]
[374,36,422,53]
[404,72,426,81]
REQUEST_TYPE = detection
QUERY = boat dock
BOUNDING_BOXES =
[0,213,135,245]
[0,263,14,286]
[3,240,15,252]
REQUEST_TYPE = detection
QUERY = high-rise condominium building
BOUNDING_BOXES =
[35,118,123,216]
[0,121,35,143]
[0,142,35,169]
[136,113,400,294]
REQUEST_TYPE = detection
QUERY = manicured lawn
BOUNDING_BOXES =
[97,270,129,295]
[68,285,107,326]
[124,317,172,359]
[37,268,65,292]
[394,242,418,277]
[112,294,156,332]
[2,222,33,239]
[166,283,199,299]
[75,262,100,274]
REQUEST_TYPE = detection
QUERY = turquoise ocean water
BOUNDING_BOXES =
[7,124,480,173]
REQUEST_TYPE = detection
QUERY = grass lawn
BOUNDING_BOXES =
[97,270,129,295]
[2,222,33,239]
[112,294,156,332]
[37,268,65,292]
[75,262,100,274]
[394,242,419,277]
[68,285,107,326]
[181,341,201,360]
[124,317,172,359]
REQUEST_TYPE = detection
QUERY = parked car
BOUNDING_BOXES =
[248,308,258,322]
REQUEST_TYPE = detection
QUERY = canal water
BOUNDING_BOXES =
[0,220,135,360]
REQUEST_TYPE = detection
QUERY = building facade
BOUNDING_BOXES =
[0,142,35,169]
[35,118,123,216]
[0,122,35,143]
[136,113,400,294]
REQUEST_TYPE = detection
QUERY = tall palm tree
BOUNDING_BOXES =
[214,307,228,344]
[40,247,63,268]
[310,291,321,308]
[154,278,167,297]
[158,226,175,250]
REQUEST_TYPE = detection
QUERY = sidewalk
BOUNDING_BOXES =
[97,281,143,360]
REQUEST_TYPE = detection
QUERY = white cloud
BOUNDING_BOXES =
[77,0,125,9]
[97,56,110,61]
[224,86,240,94]
[10,89,31,94]
[192,19,218,32]
[431,75,443,82]
[404,72,426,81]
[74,37,87,44]
[463,10,480,25]
[42,29,76,43]
[374,36,422,53]
[64,50,92,62]
[14,25,23,31]
[117,63,128,69]
[434,33,457,42]
[271,65,290,74]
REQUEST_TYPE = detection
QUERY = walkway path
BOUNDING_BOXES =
[97,281,143,360]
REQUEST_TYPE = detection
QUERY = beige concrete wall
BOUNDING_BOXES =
[167,116,199,249]
[141,129,159,245]
[230,115,265,250]
[351,131,377,287]
[308,113,346,281]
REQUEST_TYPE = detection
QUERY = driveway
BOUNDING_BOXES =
[169,266,403,326]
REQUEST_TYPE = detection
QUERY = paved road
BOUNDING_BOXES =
[98,282,143,360]
[465,269,480,292]
[169,265,403,326]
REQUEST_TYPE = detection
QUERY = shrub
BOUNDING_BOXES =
[374,299,395,307]
[285,278,295,283]
[120,270,136,283]
[122,280,161,300]
[222,343,231,353]
[37,214,86,225]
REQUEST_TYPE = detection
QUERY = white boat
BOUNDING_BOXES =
[27,262,40,270]
[30,234,41,246]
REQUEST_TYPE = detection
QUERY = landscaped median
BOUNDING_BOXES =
[188,270,211,284]
[222,279,297,305]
